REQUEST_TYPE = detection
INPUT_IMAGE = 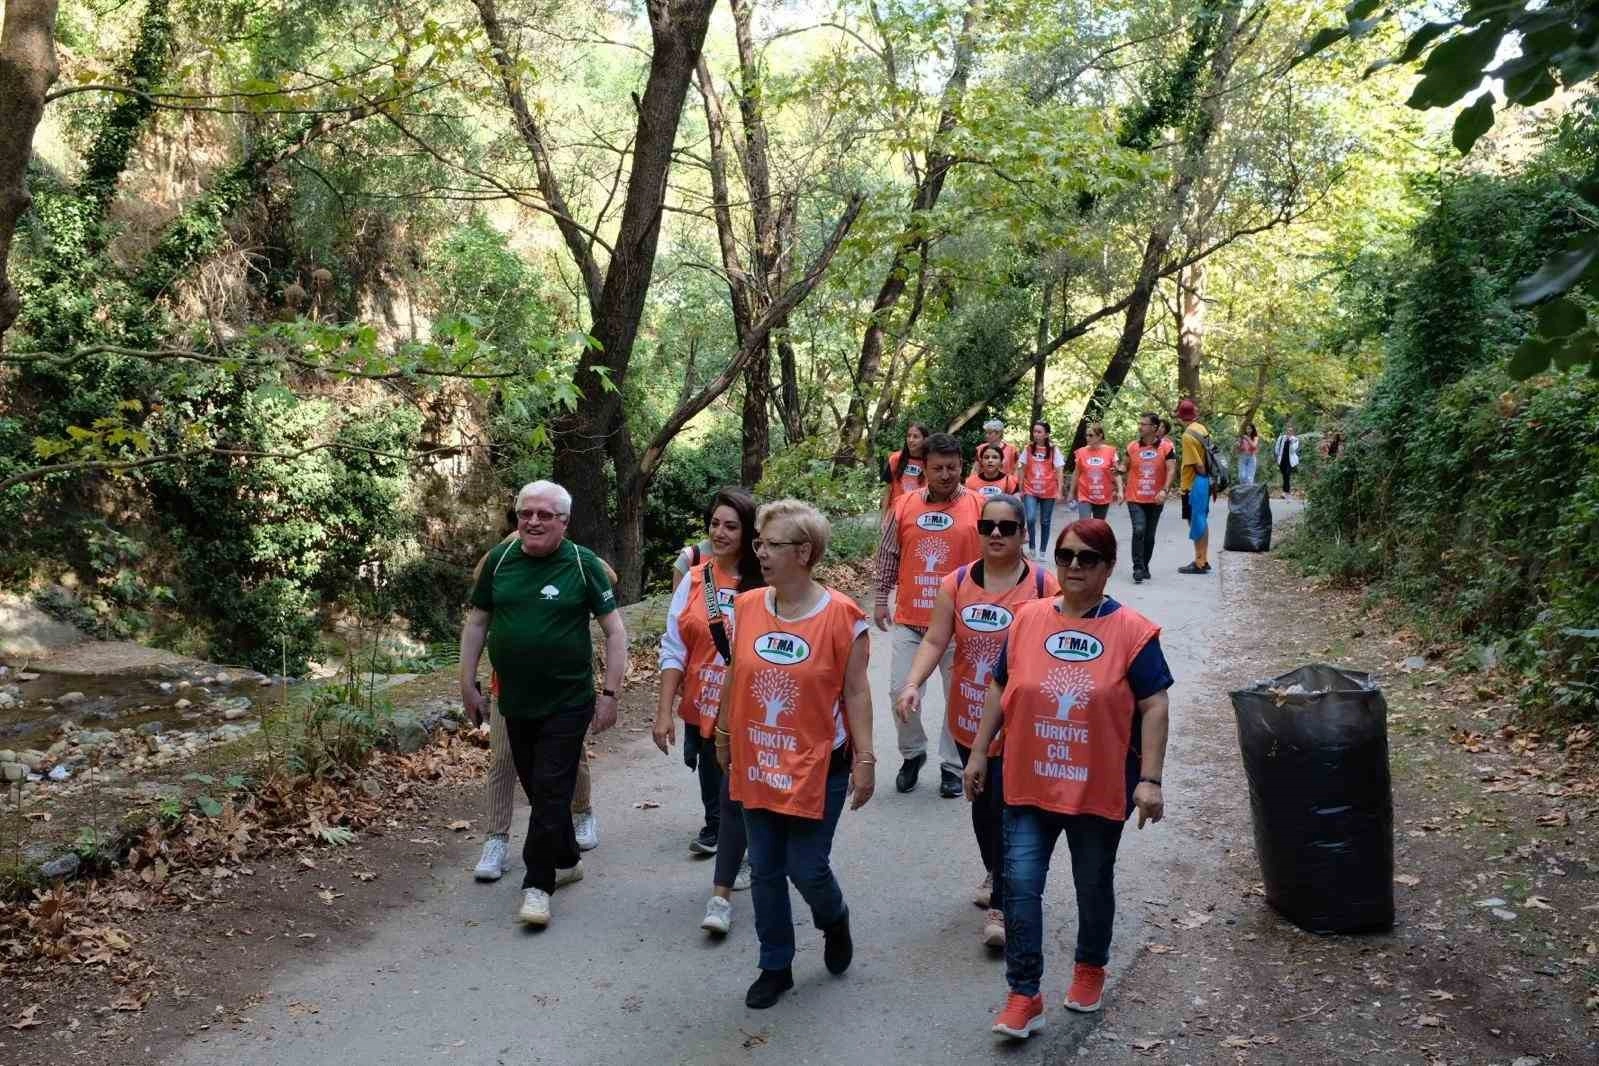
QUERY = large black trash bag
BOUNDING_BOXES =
[1231,665,1394,934]
[1224,483,1273,552]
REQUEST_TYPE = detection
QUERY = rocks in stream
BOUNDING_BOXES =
[212,696,252,720]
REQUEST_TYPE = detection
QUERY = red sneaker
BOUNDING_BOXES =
[991,992,1045,1038]
[1064,962,1106,1012]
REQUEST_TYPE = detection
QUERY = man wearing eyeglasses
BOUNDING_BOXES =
[459,480,628,927]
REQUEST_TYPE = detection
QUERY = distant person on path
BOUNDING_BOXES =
[969,418,1020,478]
[875,432,982,797]
[896,493,1059,947]
[1020,421,1066,560]
[1068,422,1122,521]
[966,442,1020,498]
[460,480,627,927]
[472,511,612,883]
[1158,418,1173,446]
[966,519,1172,1039]
[654,489,763,935]
[881,421,931,515]
[1123,412,1177,584]
[1236,423,1260,485]
[1175,399,1213,575]
[1275,420,1300,496]
[716,499,876,1009]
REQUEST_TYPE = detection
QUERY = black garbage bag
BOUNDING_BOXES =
[1231,665,1394,934]
[1224,483,1272,552]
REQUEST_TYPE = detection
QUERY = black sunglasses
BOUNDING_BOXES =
[976,518,1022,537]
[1054,547,1106,568]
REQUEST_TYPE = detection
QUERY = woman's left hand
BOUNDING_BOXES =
[1133,782,1164,828]
[849,758,876,810]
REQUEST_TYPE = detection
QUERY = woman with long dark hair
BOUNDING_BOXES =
[882,422,931,514]
[1236,423,1260,485]
[1019,421,1065,559]
[655,487,765,933]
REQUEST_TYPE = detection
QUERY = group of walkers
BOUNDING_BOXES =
[459,399,1229,1040]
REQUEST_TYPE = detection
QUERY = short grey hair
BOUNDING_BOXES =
[515,480,572,515]
[982,419,1005,431]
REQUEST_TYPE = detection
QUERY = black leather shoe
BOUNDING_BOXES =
[939,767,962,798]
[822,911,853,975]
[745,966,794,1009]
[1177,562,1209,574]
[895,753,926,793]
[689,826,718,855]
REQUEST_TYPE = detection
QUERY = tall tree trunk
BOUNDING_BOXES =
[833,0,982,468]
[1030,275,1054,425]
[1176,261,1205,400]
[0,0,61,342]
[740,342,771,485]
[776,330,805,443]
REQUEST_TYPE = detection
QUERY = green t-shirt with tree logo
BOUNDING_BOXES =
[471,538,617,719]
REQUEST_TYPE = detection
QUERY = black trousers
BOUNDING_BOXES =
[1127,502,1164,573]
[504,703,594,892]
[955,742,1006,911]
[1280,456,1293,494]
[683,729,722,836]
[712,771,750,889]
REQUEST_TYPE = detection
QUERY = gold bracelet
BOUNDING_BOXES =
[854,753,877,764]
[714,727,731,737]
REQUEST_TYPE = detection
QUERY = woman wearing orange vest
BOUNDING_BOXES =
[715,499,876,1010]
[895,493,1059,949]
[880,422,930,514]
[965,442,1021,498]
[1067,422,1122,521]
[654,488,764,934]
[1019,421,1065,560]
[965,519,1173,1040]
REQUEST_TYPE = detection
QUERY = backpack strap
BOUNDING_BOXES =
[955,564,969,590]
[690,544,701,567]
[702,562,733,663]
[1033,562,1045,598]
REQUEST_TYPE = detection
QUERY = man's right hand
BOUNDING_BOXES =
[894,685,920,724]
[873,603,891,631]
[462,684,487,728]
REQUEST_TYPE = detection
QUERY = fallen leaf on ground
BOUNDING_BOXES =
[447,819,470,831]
[1418,1014,1442,1028]
[112,990,150,1012]
[634,801,661,809]
[1425,989,1456,1001]
[1537,810,1569,827]
[1395,874,1421,887]
[8,1005,42,1030]
[1175,911,1213,930]
[1132,1038,1163,1052]
[316,887,343,905]
[1523,895,1554,910]
[1147,944,1175,954]
[1222,1036,1252,1048]
[352,870,377,882]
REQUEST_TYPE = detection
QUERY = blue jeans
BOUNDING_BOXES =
[1188,475,1211,542]
[1022,495,1056,552]
[744,769,850,970]
[1002,805,1126,996]
[1076,501,1109,521]
[1237,453,1257,485]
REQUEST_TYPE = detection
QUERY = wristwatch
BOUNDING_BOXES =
[1139,775,1162,786]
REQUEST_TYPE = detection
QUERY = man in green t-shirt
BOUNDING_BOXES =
[460,480,627,927]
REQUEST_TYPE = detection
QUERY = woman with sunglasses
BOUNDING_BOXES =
[715,499,876,1009]
[655,488,763,933]
[1067,423,1122,521]
[895,494,1059,948]
[966,519,1173,1039]
[965,442,1020,498]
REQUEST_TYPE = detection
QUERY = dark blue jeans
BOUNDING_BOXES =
[683,729,721,837]
[743,769,850,970]
[1002,805,1126,996]
[712,771,748,890]
[1127,501,1164,572]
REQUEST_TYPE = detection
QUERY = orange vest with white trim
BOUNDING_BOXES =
[1073,445,1119,504]
[1021,446,1061,498]
[727,587,865,820]
[1000,598,1160,820]
[1125,438,1174,504]
[885,450,925,509]
[941,561,1061,755]
[892,490,983,628]
[964,472,1019,498]
[670,561,741,737]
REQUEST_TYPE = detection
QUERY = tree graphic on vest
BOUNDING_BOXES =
[963,636,1002,685]
[915,538,950,573]
[1040,666,1095,720]
[752,670,800,727]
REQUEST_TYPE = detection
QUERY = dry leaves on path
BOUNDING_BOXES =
[7,1004,43,1030]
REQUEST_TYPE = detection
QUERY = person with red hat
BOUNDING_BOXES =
[1174,398,1213,574]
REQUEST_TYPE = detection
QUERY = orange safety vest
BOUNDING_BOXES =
[892,490,983,628]
[963,471,1019,499]
[1000,598,1160,821]
[1021,445,1061,499]
[1073,445,1119,504]
[727,587,865,819]
[670,560,741,736]
[1124,438,1174,504]
[941,561,1061,755]
[970,442,1019,477]
[885,449,926,509]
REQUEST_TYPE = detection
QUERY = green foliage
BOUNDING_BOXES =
[643,428,743,590]
[756,439,881,518]
[285,680,389,779]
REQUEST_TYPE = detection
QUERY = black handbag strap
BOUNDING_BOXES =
[702,562,733,663]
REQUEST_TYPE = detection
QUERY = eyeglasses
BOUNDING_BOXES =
[752,539,804,553]
[976,519,1022,537]
[517,509,567,524]
[1054,547,1106,569]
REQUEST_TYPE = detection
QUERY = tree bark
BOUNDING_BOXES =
[1030,275,1054,425]
[833,0,982,468]
[0,0,61,341]
[1176,261,1205,400]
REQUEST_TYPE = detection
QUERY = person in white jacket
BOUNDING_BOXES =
[1274,421,1300,495]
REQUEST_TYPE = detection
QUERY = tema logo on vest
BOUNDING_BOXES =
[1045,629,1104,662]
[755,631,812,666]
[715,587,736,608]
[960,603,1014,633]
[915,511,955,532]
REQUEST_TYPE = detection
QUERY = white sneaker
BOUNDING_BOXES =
[732,860,751,892]
[518,888,551,926]
[474,836,508,882]
[701,895,733,935]
[573,811,599,851]
[553,861,584,889]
